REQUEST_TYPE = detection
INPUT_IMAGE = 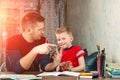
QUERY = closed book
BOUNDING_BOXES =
[80,72,93,76]
[79,76,92,79]
[107,71,120,78]
[106,63,120,75]
[79,72,93,79]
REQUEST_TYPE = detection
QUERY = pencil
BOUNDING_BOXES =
[80,73,93,76]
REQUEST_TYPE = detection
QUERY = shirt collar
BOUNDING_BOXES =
[64,46,73,50]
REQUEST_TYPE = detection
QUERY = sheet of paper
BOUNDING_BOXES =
[37,72,62,76]
[0,74,41,80]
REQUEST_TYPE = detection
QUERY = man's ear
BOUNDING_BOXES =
[26,22,33,34]
[27,27,32,33]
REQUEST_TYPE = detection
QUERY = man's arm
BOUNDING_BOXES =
[6,49,37,73]
[6,43,56,73]
[6,50,24,73]
[20,43,56,70]
[19,50,37,70]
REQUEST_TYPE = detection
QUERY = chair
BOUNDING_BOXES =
[0,49,7,72]
[0,61,7,72]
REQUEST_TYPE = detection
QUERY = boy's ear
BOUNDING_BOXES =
[71,36,74,41]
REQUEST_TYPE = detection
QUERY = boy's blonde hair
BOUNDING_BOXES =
[55,26,73,36]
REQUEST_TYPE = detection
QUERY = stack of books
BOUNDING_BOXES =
[106,63,120,78]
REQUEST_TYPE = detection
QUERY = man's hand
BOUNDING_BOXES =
[32,43,57,54]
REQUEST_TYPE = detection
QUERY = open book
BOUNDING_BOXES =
[37,71,80,77]
[37,71,93,78]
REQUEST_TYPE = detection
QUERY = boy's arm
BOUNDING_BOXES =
[71,56,85,72]
[44,48,62,71]
[40,54,55,71]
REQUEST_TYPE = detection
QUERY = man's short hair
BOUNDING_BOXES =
[21,11,45,31]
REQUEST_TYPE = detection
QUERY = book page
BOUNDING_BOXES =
[0,74,41,80]
[37,72,62,76]
[37,71,80,77]
[60,71,80,76]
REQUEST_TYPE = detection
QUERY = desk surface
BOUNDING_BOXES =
[42,76,120,80]
[0,72,120,80]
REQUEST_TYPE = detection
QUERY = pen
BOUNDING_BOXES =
[96,44,102,78]
[101,48,106,77]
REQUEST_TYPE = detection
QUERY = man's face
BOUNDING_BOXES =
[56,32,73,49]
[31,22,45,41]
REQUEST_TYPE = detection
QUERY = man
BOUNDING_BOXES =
[5,11,61,73]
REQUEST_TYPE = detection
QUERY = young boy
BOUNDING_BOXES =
[55,27,86,72]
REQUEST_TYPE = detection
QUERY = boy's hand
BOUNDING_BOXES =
[56,61,73,71]
[52,48,62,67]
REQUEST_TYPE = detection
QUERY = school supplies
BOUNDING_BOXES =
[96,44,106,78]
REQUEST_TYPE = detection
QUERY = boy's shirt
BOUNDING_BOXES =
[61,46,86,67]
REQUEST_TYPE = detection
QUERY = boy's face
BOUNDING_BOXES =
[56,32,73,49]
